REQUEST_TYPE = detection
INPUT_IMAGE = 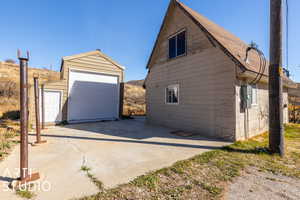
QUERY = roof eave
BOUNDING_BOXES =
[238,70,297,89]
[146,0,177,69]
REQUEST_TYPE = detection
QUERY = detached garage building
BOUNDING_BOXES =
[29,50,125,126]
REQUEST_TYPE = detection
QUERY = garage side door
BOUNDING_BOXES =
[43,91,62,123]
[68,70,119,122]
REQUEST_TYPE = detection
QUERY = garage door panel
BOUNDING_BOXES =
[68,70,119,122]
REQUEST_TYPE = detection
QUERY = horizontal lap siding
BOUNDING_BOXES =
[146,5,236,140]
[62,55,124,122]
[235,82,289,140]
[29,53,124,126]
[146,49,236,140]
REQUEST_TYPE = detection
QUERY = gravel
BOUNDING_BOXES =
[226,167,300,200]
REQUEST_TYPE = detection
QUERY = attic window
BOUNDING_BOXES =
[169,31,186,59]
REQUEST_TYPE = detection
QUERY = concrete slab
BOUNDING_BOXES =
[0,117,230,199]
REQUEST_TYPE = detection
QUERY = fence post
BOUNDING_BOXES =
[14,50,40,186]
[33,77,47,145]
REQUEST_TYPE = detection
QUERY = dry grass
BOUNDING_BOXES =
[0,120,20,160]
[123,83,145,116]
[0,61,60,118]
[0,62,146,119]
[78,124,300,200]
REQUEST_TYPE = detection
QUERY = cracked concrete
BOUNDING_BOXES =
[0,117,229,200]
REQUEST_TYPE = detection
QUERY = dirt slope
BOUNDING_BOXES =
[123,83,146,116]
[0,62,146,118]
[0,61,60,118]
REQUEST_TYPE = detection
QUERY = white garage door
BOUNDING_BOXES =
[68,70,119,122]
[43,91,62,123]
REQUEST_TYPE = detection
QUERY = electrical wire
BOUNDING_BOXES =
[245,45,267,85]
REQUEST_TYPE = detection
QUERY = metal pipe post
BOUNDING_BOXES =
[18,53,29,180]
[34,77,41,143]
[41,85,45,129]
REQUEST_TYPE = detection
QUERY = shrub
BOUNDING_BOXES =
[1,110,20,120]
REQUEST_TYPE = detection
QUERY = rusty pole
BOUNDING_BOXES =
[16,50,40,186]
[34,77,41,143]
[41,85,45,129]
[18,50,29,180]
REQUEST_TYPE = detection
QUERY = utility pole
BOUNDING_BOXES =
[269,0,285,156]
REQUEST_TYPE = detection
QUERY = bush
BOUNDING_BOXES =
[0,80,17,99]
[1,110,20,120]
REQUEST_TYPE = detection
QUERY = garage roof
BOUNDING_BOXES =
[60,50,125,72]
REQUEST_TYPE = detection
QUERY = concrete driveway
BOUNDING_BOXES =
[0,117,230,200]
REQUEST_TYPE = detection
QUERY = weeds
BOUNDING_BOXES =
[78,124,300,200]
[15,186,35,199]
[81,165,103,190]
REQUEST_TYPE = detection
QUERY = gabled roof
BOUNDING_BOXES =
[60,50,125,72]
[175,1,261,75]
[147,0,295,86]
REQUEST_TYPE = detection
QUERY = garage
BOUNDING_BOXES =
[68,70,119,122]
[30,50,125,126]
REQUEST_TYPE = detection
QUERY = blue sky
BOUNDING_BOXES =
[0,0,299,82]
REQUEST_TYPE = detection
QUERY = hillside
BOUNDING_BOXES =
[0,61,146,118]
[126,79,144,87]
[0,61,60,118]
[123,83,146,116]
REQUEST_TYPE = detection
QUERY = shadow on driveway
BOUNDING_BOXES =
[29,133,223,150]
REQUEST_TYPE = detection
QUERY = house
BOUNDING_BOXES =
[29,50,125,126]
[145,0,296,141]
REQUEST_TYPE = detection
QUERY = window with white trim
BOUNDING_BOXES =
[251,84,258,105]
[166,85,179,104]
[169,30,186,59]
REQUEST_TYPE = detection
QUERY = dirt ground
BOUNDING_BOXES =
[226,167,300,200]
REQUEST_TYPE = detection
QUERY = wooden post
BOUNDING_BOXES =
[269,0,285,156]
[119,82,125,119]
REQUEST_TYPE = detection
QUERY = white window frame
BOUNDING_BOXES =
[168,29,187,59]
[251,84,258,106]
[165,84,179,105]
